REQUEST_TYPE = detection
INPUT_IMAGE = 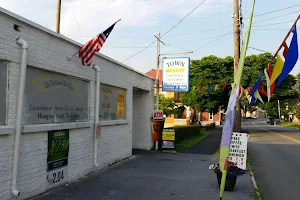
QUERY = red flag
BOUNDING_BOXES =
[258,82,268,97]
[200,86,203,91]
[222,83,227,91]
[282,41,288,59]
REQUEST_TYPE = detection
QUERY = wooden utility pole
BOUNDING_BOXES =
[154,32,160,151]
[56,0,62,33]
[233,0,241,132]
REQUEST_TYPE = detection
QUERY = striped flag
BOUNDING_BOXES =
[79,21,119,66]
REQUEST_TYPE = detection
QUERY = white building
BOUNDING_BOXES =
[0,7,154,200]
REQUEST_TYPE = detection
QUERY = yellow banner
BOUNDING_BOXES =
[270,55,284,85]
[117,92,125,118]
[162,130,175,141]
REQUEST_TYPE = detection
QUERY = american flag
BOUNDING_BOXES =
[78,22,117,66]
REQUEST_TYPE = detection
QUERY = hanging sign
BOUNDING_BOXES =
[162,129,175,149]
[162,57,190,92]
[47,130,69,188]
[228,132,249,170]
[153,110,163,119]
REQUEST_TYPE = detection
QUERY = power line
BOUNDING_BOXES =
[248,3,300,18]
[193,30,232,52]
[161,0,206,38]
[252,10,300,24]
[122,0,207,62]
[69,0,83,43]
[252,20,295,28]
[217,0,224,49]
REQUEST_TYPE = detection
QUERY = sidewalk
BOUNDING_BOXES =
[32,150,254,200]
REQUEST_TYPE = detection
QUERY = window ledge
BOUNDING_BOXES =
[0,126,14,135]
[22,122,91,133]
[100,120,129,126]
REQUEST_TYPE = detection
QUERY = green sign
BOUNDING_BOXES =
[47,130,69,187]
[47,130,69,171]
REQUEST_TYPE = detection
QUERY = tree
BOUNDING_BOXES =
[180,55,233,114]
[294,104,300,124]
[154,95,175,117]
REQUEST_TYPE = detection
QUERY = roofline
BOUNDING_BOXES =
[0,7,154,80]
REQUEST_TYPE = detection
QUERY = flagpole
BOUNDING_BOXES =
[269,15,300,63]
[67,19,122,61]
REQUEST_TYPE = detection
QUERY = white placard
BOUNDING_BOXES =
[228,132,249,170]
[153,110,164,119]
[47,166,68,188]
[162,57,190,92]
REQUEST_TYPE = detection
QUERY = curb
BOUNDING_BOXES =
[247,163,262,200]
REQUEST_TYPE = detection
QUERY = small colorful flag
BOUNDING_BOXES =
[215,84,219,91]
[255,91,264,103]
[208,85,212,91]
[192,86,196,91]
[277,26,298,86]
[258,82,268,97]
[250,73,263,104]
[222,83,227,91]
[200,85,203,91]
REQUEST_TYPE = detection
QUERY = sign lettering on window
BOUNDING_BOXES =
[100,84,126,121]
[24,67,89,124]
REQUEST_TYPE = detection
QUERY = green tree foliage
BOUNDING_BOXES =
[294,104,300,120]
[154,95,176,116]
[180,55,233,113]
[180,53,299,116]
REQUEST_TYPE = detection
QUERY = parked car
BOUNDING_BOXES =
[267,117,273,123]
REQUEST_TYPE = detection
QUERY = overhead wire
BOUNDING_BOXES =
[69,0,83,43]
[122,0,207,62]
[217,0,224,49]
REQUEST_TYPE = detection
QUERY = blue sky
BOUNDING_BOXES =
[1,0,299,75]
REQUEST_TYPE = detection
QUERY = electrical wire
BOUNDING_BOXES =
[217,0,224,49]
[69,0,83,43]
[252,10,300,24]
[122,0,207,62]
[252,20,295,28]
[193,30,232,52]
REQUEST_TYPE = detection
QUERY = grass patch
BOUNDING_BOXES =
[175,128,208,151]
[281,122,299,128]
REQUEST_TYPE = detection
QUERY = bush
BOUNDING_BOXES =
[171,125,204,142]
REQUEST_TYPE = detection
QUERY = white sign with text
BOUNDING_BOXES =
[162,57,190,92]
[153,110,164,119]
[229,132,249,170]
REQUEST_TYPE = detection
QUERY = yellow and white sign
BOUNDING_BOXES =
[162,57,190,92]
[117,92,125,118]
[162,130,175,141]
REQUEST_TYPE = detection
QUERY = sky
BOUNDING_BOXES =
[0,0,299,75]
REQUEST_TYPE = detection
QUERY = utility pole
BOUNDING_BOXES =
[155,32,161,111]
[154,32,160,151]
[233,0,241,132]
[278,100,281,123]
[56,0,62,33]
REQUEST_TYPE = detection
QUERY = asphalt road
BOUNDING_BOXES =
[243,119,300,200]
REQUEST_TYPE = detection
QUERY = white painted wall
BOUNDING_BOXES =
[0,8,153,200]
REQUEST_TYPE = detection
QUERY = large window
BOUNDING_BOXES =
[99,84,126,121]
[0,62,7,125]
[24,67,89,124]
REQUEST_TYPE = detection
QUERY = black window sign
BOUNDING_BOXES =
[0,63,7,125]
[47,130,69,187]
[24,67,89,124]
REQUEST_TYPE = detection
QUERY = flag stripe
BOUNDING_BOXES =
[270,55,284,85]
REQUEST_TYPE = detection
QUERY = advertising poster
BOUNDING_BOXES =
[117,92,125,118]
[228,132,249,170]
[162,57,190,92]
[47,130,69,188]
[162,129,175,149]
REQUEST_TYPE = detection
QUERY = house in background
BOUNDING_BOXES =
[145,69,222,126]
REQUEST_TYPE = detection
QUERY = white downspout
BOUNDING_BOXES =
[11,38,28,196]
[93,64,100,167]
